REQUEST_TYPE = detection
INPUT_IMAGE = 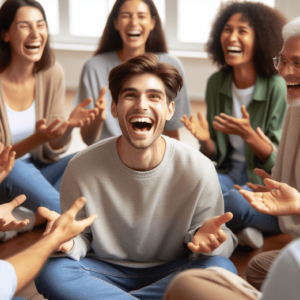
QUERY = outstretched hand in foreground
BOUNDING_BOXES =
[38,197,97,252]
[239,179,300,216]
[188,212,233,253]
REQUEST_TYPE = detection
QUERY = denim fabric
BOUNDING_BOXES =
[0,154,75,213]
[224,185,281,234]
[217,160,249,194]
[13,298,26,300]
[35,256,237,300]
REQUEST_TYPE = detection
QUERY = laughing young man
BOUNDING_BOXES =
[36,53,237,300]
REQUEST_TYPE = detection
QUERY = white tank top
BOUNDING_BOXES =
[229,82,255,162]
[6,101,36,160]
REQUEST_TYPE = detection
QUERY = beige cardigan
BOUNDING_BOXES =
[0,61,69,163]
[271,106,300,239]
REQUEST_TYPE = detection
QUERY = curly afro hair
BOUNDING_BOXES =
[206,1,287,78]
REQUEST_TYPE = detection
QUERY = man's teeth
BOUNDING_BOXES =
[286,82,300,89]
[131,117,153,124]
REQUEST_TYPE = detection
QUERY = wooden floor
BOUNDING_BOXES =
[0,227,292,299]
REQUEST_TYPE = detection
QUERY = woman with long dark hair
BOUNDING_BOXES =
[0,0,97,221]
[75,0,191,145]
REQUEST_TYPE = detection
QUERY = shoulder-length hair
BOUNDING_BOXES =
[94,0,168,56]
[206,1,287,78]
[0,0,54,73]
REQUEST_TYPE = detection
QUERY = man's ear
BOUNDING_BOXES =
[166,101,175,121]
[111,100,118,118]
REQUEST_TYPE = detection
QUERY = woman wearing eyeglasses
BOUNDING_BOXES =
[181,2,287,248]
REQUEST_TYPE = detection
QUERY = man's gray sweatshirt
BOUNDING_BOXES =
[61,136,237,268]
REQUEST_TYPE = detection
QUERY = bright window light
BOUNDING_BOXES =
[37,0,59,35]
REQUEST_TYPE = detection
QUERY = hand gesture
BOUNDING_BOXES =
[94,86,106,122]
[180,110,210,141]
[246,168,272,192]
[0,195,29,231]
[0,143,15,183]
[213,105,253,140]
[68,98,99,128]
[35,118,69,143]
[188,212,233,253]
[239,179,300,216]
[38,197,97,252]
[256,127,277,154]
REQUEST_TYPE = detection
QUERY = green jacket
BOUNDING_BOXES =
[203,71,287,184]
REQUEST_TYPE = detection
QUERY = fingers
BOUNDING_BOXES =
[96,86,107,102]
[79,97,93,108]
[38,206,61,221]
[233,184,243,191]
[246,182,270,192]
[12,219,30,230]
[197,110,204,121]
[79,214,98,228]
[46,118,61,131]
[36,118,46,127]
[187,241,210,253]
[214,212,233,227]
[10,194,27,209]
[263,178,280,190]
[241,105,249,119]
[67,197,86,219]
[254,168,271,180]
[0,145,12,161]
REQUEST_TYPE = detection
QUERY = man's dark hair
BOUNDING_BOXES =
[0,0,54,73]
[94,0,167,55]
[206,1,287,78]
[109,53,183,104]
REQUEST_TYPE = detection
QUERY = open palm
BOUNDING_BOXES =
[240,179,300,216]
[180,111,210,141]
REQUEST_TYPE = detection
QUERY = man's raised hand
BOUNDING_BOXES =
[188,212,233,253]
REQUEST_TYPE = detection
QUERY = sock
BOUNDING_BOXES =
[235,227,264,249]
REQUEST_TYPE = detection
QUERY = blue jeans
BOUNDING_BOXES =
[224,185,281,234]
[0,154,75,213]
[35,256,237,300]
[217,160,249,194]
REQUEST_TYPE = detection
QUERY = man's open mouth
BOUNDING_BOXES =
[130,117,153,133]
[286,82,300,90]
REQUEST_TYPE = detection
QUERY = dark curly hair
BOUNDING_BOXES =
[206,1,287,78]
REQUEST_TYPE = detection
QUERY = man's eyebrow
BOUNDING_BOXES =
[120,87,138,94]
[146,89,164,95]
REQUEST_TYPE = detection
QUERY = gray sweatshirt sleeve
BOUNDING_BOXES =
[60,166,92,260]
[184,160,237,258]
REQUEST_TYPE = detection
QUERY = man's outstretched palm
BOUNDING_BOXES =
[188,212,233,253]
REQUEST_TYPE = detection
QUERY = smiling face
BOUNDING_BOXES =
[3,6,47,65]
[113,0,156,53]
[220,12,255,69]
[111,73,174,150]
[278,37,300,106]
